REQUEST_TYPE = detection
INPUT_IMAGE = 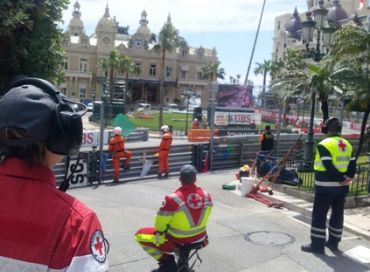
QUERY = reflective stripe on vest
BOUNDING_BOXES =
[314,136,352,173]
[165,191,212,238]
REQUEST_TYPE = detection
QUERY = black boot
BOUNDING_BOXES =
[152,255,177,272]
[325,241,339,252]
[301,243,324,254]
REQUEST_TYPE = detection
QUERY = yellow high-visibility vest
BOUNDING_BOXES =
[314,136,352,173]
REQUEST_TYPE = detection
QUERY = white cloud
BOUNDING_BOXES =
[62,0,308,34]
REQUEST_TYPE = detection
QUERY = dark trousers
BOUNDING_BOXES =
[310,193,345,249]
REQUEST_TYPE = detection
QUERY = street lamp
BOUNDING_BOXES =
[301,1,330,165]
[182,88,195,135]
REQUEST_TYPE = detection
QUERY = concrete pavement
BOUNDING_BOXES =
[69,169,370,272]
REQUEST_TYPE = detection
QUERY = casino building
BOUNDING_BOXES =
[60,1,219,107]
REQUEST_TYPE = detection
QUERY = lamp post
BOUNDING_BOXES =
[209,81,218,172]
[182,88,195,135]
[301,1,331,165]
[99,76,109,183]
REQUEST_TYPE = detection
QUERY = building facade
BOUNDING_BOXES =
[273,0,370,62]
[61,1,218,107]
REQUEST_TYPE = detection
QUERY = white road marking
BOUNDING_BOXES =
[345,245,370,264]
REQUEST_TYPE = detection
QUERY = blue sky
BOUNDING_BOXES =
[61,0,308,92]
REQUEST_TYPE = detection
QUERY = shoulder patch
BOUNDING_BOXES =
[90,230,107,263]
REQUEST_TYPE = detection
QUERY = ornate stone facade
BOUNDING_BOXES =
[60,1,218,107]
[272,0,370,62]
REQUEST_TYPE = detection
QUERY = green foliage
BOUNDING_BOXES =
[173,97,181,104]
[0,0,69,92]
[201,62,225,82]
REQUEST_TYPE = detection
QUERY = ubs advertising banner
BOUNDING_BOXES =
[214,111,261,126]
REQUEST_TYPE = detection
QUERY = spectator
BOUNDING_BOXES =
[0,77,109,271]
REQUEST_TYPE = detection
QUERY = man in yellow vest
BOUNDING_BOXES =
[302,117,356,254]
[135,164,213,272]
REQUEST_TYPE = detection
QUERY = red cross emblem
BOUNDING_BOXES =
[338,140,347,152]
[90,230,107,263]
[187,193,203,209]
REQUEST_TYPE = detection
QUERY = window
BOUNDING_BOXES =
[149,64,156,76]
[181,70,187,79]
[181,49,188,57]
[197,72,203,80]
[80,57,88,72]
[71,91,76,97]
[64,57,68,70]
[166,66,172,77]
[80,88,86,98]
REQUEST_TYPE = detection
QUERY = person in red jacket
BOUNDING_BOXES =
[0,77,109,271]
[157,125,173,178]
[192,118,199,129]
[108,127,132,183]
[135,164,213,272]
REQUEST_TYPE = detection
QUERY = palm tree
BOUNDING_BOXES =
[153,15,187,128]
[100,50,120,105]
[118,56,140,111]
[271,49,308,127]
[254,60,272,108]
[236,74,241,85]
[201,62,225,82]
[330,24,370,157]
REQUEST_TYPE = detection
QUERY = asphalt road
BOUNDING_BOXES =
[69,169,370,272]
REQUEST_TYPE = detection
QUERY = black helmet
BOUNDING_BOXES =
[321,117,341,134]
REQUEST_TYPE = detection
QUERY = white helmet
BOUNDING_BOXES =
[113,127,122,134]
[161,125,169,132]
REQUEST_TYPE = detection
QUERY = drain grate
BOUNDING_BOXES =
[244,231,295,246]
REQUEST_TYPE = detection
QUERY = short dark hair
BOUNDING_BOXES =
[0,127,46,164]
[179,164,197,184]
[265,125,271,131]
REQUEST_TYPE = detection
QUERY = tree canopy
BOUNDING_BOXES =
[0,0,68,93]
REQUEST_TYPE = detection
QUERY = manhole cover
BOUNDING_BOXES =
[244,231,295,246]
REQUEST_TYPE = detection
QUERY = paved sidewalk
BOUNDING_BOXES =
[239,183,370,240]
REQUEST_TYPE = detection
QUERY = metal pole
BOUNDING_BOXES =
[185,95,189,136]
[99,78,107,183]
[99,97,105,183]
[306,91,316,164]
[244,0,266,85]
[209,82,217,172]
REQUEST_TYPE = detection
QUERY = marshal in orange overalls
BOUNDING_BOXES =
[158,126,172,178]
[108,128,132,182]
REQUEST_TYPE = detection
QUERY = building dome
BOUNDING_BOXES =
[68,1,84,35]
[285,7,302,40]
[135,10,151,37]
[95,5,117,33]
[326,0,348,28]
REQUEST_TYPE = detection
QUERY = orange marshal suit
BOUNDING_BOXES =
[108,135,132,180]
[158,132,173,175]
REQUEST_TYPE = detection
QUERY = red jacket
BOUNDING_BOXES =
[0,158,109,271]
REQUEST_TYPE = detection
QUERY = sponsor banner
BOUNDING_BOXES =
[81,130,116,148]
[214,111,261,126]
[217,130,258,137]
[67,160,88,188]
